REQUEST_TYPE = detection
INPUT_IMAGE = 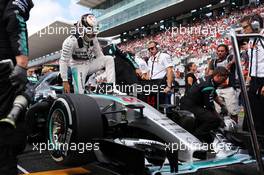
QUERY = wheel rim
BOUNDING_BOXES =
[49,108,67,160]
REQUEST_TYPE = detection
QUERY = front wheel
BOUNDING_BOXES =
[47,94,103,165]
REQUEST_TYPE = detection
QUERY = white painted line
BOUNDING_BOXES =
[17,165,29,174]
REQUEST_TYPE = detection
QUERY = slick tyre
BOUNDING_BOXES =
[47,94,103,166]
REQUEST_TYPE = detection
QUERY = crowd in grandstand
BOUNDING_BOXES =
[118,4,264,62]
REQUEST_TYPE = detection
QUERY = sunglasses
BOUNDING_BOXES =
[148,46,156,51]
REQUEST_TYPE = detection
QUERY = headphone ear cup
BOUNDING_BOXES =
[250,15,263,32]
[155,42,160,50]
[251,20,260,31]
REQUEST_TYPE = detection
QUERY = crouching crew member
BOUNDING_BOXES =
[180,67,229,143]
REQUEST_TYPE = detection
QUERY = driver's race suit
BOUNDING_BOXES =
[59,36,115,94]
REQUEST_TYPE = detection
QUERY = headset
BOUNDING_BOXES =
[250,14,263,32]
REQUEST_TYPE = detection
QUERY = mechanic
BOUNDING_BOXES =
[208,44,240,123]
[180,66,229,143]
[146,41,174,105]
[60,13,117,94]
[0,0,34,174]
[240,14,264,135]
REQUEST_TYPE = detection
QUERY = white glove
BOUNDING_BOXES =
[223,116,237,132]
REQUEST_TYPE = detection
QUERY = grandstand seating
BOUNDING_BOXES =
[118,4,264,64]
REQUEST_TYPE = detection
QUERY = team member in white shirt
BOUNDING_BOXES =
[240,14,264,134]
[146,41,174,93]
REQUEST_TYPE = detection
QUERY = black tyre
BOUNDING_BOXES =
[47,94,103,165]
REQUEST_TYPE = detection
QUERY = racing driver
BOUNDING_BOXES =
[60,13,116,94]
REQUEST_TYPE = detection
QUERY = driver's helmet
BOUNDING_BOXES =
[77,13,99,43]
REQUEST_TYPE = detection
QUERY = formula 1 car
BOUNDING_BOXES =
[25,74,259,175]
[26,32,264,174]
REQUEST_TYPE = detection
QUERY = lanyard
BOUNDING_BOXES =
[150,52,160,79]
